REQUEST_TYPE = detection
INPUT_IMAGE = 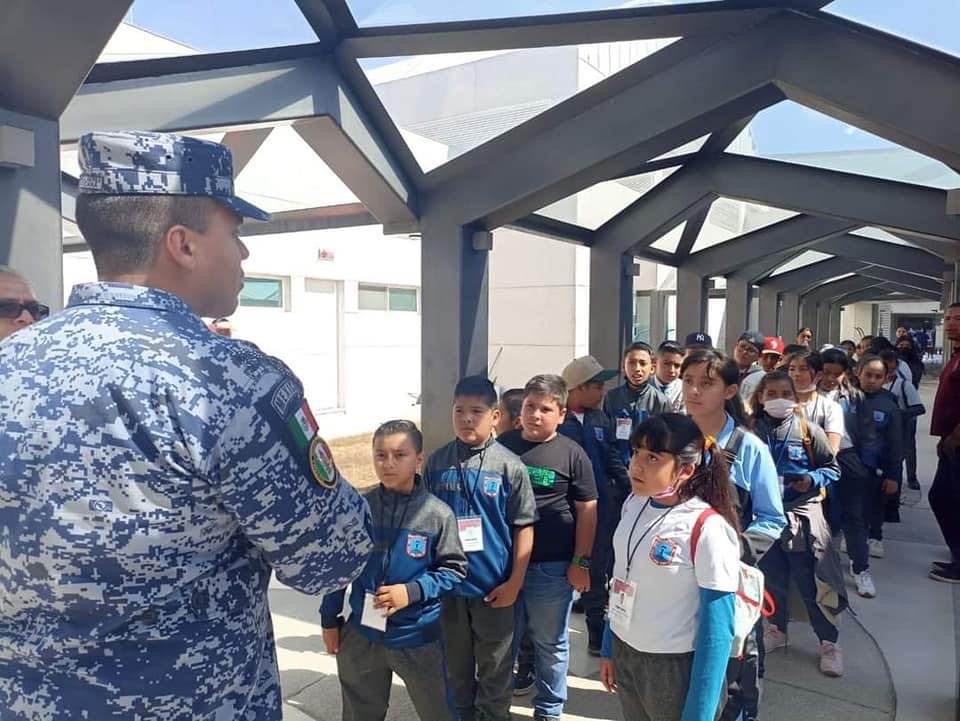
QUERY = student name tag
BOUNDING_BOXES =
[458,517,484,552]
[616,417,632,440]
[361,592,387,631]
[608,576,637,627]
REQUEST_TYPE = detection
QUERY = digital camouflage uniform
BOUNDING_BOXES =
[0,131,373,720]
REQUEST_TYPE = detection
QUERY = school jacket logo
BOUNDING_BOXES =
[406,534,428,559]
[649,536,679,566]
[482,474,501,497]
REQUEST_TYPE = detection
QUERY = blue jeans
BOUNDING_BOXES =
[837,450,883,574]
[514,561,574,718]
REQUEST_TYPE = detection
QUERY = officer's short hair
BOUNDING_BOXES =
[373,419,423,453]
[0,265,28,284]
[523,374,568,409]
[75,194,216,275]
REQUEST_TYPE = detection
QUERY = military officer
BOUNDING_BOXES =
[0,265,49,341]
[0,131,373,720]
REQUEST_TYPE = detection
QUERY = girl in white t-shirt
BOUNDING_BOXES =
[786,350,845,454]
[599,413,741,721]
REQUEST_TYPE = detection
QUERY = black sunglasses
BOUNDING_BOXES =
[0,300,49,321]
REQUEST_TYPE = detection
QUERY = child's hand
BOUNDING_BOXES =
[599,659,617,693]
[881,478,899,495]
[567,564,590,593]
[374,584,410,615]
[484,579,521,608]
[322,627,340,654]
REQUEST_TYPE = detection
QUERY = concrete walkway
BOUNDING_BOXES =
[271,382,956,721]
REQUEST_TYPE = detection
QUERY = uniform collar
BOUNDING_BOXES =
[68,282,202,322]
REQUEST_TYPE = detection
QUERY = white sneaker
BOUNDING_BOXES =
[763,624,788,653]
[868,539,884,558]
[854,569,877,598]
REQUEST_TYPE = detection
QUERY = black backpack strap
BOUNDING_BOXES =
[722,426,746,465]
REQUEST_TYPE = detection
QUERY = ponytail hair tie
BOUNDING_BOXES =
[703,435,717,452]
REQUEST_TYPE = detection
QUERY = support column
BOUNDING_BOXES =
[758,284,780,336]
[650,290,667,346]
[420,218,489,452]
[800,300,818,345]
[816,304,831,345]
[722,276,750,350]
[677,266,707,342]
[0,109,63,308]
[589,246,631,369]
[781,293,800,340]
[829,304,841,344]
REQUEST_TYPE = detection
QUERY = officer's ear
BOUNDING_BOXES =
[161,224,199,270]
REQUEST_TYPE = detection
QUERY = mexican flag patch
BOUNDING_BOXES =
[286,400,339,489]
[287,400,318,451]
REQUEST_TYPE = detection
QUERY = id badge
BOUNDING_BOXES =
[361,592,387,631]
[616,417,632,441]
[608,576,637,627]
[458,517,485,552]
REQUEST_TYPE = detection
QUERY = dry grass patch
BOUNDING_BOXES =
[328,433,378,489]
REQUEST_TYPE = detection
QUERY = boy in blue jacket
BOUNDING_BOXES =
[321,420,468,721]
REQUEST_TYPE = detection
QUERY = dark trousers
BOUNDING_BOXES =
[611,636,706,721]
[336,623,453,721]
[904,418,919,483]
[836,454,884,573]
[720,619,762,721]
[581,498,619,640]
[929,452,960,564]
[759,545,839,644]
[441,596,515,721]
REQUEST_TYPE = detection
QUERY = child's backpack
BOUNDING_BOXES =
[691,508,775,658]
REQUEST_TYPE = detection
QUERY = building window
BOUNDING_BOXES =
[358,284,419,312]
[239,277,284,308]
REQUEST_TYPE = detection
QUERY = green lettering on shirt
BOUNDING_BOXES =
[527,465,556,488]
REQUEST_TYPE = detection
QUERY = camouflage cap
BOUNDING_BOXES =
[78,130,270,221]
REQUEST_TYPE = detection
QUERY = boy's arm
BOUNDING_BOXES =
[320,589,347,629]
[741,441,787,559]
[805,428,840,489]
[569,447,598,591]
[903,381,926,418]
[488,463,537,607]
[407,510,468,604]
[882,405,904,487]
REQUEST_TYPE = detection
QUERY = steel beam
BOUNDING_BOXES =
[590,249,633,370]
[596,161,716,254]
[689,215,855,276]
[221,128,273,176]
[765,258,863,294]
[421,24,785,229]
[0,0,131,118]
[677,266,708,341]
[803,275,879,305]
[239,203,378,236]
[710,154,960,242]
[724,276,750,348]
[508,215,594,247]
[757,284,780,335]
[734,250,802,285]
[781,293,800,337]
[857,266,942,294]
[64,53,418,230]
[812,234,944,278]
[294,0,356,47]
[340,3,786,57]
[775,11,960,170]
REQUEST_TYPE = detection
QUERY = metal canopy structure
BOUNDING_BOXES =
[2,0,959,447]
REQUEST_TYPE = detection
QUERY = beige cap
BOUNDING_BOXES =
[561,356,619,389]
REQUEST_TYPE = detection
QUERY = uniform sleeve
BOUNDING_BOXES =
[823,401,846,438]
[603,413,632,497]
[882,404,904,484]
[682,589,735,721]
[570,445,599,502]
[210,371,373,596]
[692,514,740,592]
[741,438,787,544]
[902,380,926,418]
[320,589,347,629]
[407,507,468,604]
[507,461,538,527]
[806,425,840,489]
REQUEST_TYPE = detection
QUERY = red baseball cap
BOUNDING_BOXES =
[762,336,785,355]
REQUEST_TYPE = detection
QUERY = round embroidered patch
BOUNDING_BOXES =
[309,435,339,489]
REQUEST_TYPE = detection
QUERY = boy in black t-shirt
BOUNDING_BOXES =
[499,374,598,721]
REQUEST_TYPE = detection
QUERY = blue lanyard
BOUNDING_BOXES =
[765,416,795,471]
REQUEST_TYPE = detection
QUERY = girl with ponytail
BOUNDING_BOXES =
[599,414,740,721]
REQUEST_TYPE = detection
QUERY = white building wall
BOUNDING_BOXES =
[840,302,876,341]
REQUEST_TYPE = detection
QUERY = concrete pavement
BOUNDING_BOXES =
[271,382,955,721]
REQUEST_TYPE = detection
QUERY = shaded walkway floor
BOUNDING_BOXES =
[272,385,955,721]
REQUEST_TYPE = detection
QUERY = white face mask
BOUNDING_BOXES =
[763,398,796,420]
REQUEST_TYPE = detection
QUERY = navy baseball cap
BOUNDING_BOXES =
[684,331,713,349]
[738,331,766,352]
[78,131,270,221]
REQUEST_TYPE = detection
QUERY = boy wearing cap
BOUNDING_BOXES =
[557,356,629,655]
[602,342,672,467]
[684,330,714,354]
[735,331,767,401]
[761,336,785,373]
[652,340,685,413]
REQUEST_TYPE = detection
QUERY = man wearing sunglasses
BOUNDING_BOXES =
[0,266,48,340]
[0,131,373,721]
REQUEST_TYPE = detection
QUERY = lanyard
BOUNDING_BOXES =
[457,443,488,516]
[377,488,413,585]
[765,415,796,471]
[625,499,675,575]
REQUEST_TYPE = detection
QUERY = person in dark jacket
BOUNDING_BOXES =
[835,356,903,599]
[321,420,468,721]
[750,372,847,678]
[603,342,672,467]
[559,356,629,655]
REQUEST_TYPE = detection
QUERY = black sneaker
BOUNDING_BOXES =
[513,665,535,696]
[930,565,960,584]
[571,599,585,614]
[907,478,921,491]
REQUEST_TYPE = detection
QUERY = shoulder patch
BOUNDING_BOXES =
[286,400,318,451]
[309,435,339,489]
[270,379,299,418]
